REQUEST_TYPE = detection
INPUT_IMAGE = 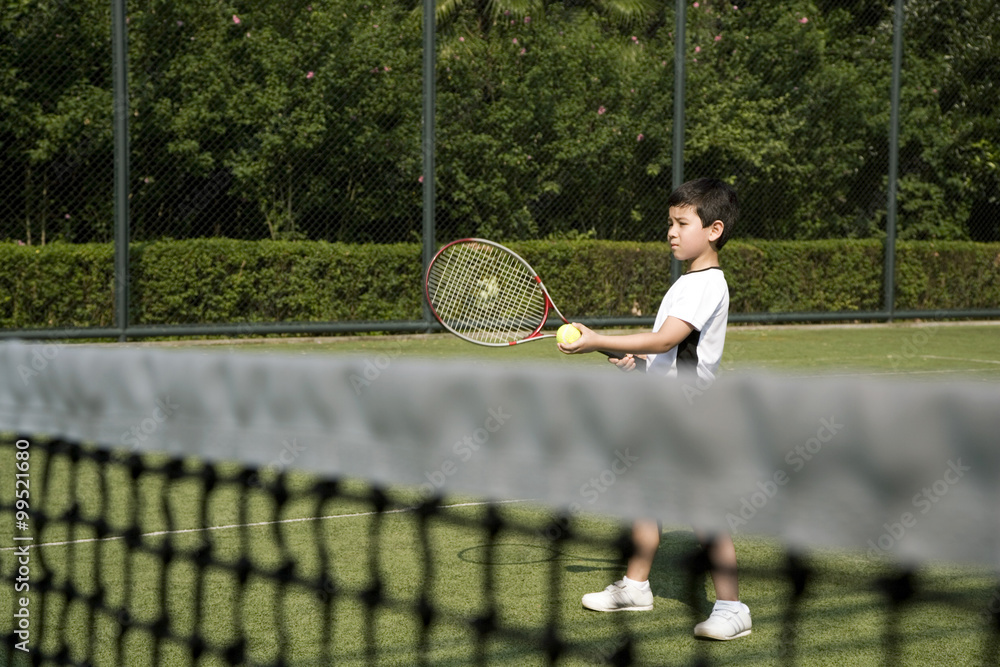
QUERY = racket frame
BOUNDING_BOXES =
[425,238,569,347]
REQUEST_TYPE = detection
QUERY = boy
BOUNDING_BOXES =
[557,178,750,640]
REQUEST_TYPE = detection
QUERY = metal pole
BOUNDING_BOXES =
[885,0,904,321]
[112,0,130,341]
[671,0,686,283]
[421,0,436,330]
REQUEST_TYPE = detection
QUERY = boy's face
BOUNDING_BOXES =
[667,204,723,263]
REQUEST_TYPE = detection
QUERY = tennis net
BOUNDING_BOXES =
[2,341,999,665]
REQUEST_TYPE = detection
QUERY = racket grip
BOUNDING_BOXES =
[600,351,647,372]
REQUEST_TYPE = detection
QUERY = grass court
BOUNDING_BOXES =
[3,322,999,665]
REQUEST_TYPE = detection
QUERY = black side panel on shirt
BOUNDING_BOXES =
[676,328,701,379]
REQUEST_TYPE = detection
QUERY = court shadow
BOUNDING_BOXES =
[454,530,713,614]
[651,529,713,615]
[457,542,621,568]
[559,528,712,615]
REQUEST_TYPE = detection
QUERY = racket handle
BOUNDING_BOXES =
[600,351,647,372]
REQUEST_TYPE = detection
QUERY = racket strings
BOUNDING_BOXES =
[434,243,544,343]
[428,242,548,344]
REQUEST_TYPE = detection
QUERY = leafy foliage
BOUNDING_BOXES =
[0,0,997,243]
[2,239,998,328]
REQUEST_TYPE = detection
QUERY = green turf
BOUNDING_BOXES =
[3,455,996,666]
[154,322,1000,379]
[3,323,1000,665]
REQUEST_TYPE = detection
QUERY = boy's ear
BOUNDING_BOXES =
[708,220,725,243]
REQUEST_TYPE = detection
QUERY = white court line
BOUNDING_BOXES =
[920,355,1000,366]
[791,367,999,379]
[0,498,530,552]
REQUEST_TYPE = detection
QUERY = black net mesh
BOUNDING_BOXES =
[3,435,999,666]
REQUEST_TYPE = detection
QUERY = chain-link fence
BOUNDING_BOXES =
[1,0,114,245]
[1,0,998,336]
[125,0,423,244]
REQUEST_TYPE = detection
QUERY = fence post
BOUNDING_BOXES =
[112,0,130,341]
[884,0,904,321]
[671,0,686,284]
[421,0,437,330]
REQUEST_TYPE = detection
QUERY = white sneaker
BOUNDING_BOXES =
[693,604,752,640]
[581,580,654,612]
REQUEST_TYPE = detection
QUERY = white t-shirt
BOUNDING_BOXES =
[646,267,729,384]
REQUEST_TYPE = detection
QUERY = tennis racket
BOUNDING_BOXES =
[425,238,642,367]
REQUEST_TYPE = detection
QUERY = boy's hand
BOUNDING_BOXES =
[557,322,598,355]
[608,354,642,372]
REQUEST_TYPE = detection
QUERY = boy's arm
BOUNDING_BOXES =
[557,317,694,356]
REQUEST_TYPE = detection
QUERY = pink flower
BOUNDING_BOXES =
[694,46,701,53]
[383,65,391,72]
[419,175,424,183]
[307,71,314,79]
[519,48,526,55]
[232,14,240,24]
[598,106,606,115]
[715,35,722,41]
[512,38,518,44]
[524,16,530,23]
[65,214,71,219]
[800,17,808,23]
[637,134,644,142]
[693,1,699,6]
[459,36,465,42]
[631,36,638,42]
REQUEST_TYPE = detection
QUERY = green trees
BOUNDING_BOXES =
[0,0,996,244]
[1,0,113,244]
[125,0,423,241]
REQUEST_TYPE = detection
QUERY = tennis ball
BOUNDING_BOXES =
[556,324,581,345]
[476,277,500,304]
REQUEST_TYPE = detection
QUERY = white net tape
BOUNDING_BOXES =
[1,340,998,567]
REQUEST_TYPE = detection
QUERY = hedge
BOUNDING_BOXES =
[1,239,998,330]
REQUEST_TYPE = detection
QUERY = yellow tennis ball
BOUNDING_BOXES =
[556,324,581,345]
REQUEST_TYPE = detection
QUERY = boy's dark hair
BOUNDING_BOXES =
[668,178,739,250]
